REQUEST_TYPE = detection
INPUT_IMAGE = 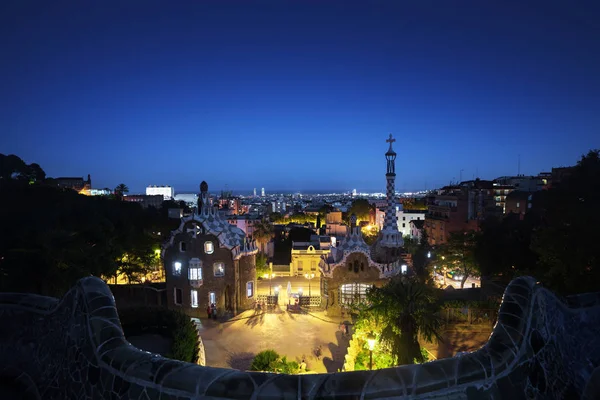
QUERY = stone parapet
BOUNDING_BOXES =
[0,276,599,399]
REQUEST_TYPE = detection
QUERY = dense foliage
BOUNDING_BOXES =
[249,349,300,373]
[256,253,269,278]
[0,154,177,296]
[437,231,479,288]
[347,199,372,223]
[475,150,600,296]
[119,307,198,363]
[356,277,443,365]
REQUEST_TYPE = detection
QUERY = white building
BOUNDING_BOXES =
[146,185,174,200]
[375,205,425,238]
[261,187,265,197]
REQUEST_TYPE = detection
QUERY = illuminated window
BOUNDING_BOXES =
[209,292,216,305]
[204,241,214,254]
[247,281,254,298]
[191,290,198,308]
[173,261,182,276]
[188,258,202,281]
[174,288,182,305]
[516,202,520,208]
[339,283,372,305]
[213,262,225,277]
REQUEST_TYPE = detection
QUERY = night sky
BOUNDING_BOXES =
[1,1,599,193]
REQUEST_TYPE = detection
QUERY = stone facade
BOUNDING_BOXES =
[322,251,386,315]
[0,275,598,399]
[164,227,256,317]
[163,181,257,317]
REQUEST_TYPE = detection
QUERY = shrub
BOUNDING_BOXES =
[249,350,300,374]
[250,350,280,372]
[118,306,198,363]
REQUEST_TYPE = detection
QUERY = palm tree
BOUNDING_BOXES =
[252,219,273,254]
[363,276,442,365]
[114,183,129,199]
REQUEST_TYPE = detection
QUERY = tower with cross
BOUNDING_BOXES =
[379,134,403,249]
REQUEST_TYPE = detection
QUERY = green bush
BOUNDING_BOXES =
[249,350,300,374]
[118,307,198,363]
[250,350,280,372]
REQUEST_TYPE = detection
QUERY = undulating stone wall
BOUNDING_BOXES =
[190,318,206,366]
[0,276,598,399]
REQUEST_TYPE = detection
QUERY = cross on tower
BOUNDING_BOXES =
[386,133,395,145]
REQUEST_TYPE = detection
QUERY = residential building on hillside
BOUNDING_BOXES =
[494,175,544,192]
[410,219,425,243]
[504,191,532,219]
[492,183,514,213]
[55,174,91,193]
[162,181,258,318]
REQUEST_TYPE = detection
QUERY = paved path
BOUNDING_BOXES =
[197,308,348,373]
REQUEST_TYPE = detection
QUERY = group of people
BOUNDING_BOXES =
[206,303,217,320]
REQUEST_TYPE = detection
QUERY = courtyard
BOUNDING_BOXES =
[198,308,348,373]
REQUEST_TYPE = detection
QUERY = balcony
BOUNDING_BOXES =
[189,279,203,288]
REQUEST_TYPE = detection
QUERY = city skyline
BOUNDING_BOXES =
[1,1,599,192]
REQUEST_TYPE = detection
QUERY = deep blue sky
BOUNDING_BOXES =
[1,1,599,193]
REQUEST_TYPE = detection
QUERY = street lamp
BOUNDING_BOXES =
[367,333,376,370]
[304,273,315,297]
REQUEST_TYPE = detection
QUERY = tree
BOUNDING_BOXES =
[359,277,443,365]
[438,231,479,288]
[0,154,46,184]
[528,150,600,295]
[252,219,273,254]
[114,183,129,199]
[256,253,269,278]
[411,230,433,281]
[362,225,380,245]
[348,199,372,223]
[249,350,297,373]
[0,174,164,296]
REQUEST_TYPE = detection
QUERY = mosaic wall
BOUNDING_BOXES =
[0,276,598,399]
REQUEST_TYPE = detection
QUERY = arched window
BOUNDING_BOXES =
[339,283,372,305]
[204,241,214,254]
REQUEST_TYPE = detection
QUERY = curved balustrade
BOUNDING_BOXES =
[0,276,599,399]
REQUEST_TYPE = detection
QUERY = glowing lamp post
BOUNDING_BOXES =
[304,273,315,297]
[367,333,376,370]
